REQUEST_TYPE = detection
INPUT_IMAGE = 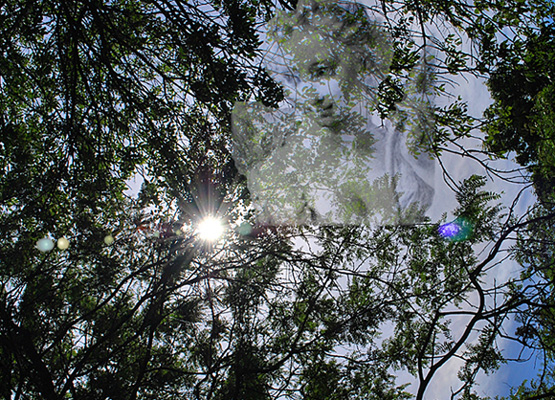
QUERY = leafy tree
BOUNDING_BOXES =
[0,0,288,244]
[495,200,555,400]
[482,12,555,400]
[484,21,555,204]
[0,0,292,398]
[2,0,555,400]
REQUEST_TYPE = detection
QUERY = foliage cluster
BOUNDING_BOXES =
[1,0,554,399]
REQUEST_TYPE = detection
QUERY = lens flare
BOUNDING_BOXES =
[438,217,473,242]
[197,217,225,242]
[57,237,70,250]
[236,221,253,236]
[36,238,54,252]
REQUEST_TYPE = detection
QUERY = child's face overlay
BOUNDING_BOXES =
[232,1,436,226]
[274,8,388,128]
[283,27,359,128]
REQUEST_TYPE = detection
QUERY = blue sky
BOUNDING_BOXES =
[335,0,544,397]
[119,1,549,397]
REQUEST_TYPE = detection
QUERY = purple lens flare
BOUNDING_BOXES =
[438,217,473,241]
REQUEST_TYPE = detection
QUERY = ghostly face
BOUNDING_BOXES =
[231,0,435,226]
[270,1,391,130]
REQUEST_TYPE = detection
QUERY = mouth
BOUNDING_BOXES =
[317,110,345,128]
[310,99,346,128]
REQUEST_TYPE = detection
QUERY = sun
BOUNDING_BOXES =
[196,216,225,242]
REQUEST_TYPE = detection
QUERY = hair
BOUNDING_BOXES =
[266,0,437,156]
[230,0,438,225]
[266,0,393,103]
[269,0,390,61]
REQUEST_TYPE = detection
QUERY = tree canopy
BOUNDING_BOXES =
[1,0,555,399]
[484,21,555,205]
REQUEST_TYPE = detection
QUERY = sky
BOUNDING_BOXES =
[248,0,540,397]
[123,0,545,397]
[354,1,542,398]
[378,4,541,398]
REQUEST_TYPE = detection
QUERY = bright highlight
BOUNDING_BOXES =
[104,235,115,245]
[36,238,54,252]
[438,217,473,242]
[196,217,225,242]
[57,237,70,250]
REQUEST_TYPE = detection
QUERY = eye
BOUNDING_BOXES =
[308,61,336,78]
[283,72,301,84]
